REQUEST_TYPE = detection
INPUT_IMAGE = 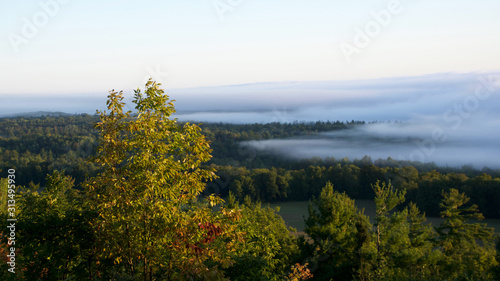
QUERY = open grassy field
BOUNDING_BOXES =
[269,200,500,235]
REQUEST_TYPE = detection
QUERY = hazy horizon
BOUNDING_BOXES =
[2,71,499,122]
[2,1,499,169]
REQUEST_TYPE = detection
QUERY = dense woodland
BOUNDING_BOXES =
[0,82,499,280]
[1,107,499,220]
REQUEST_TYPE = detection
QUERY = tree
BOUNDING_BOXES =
[303,182,372,280]
[16,171,95,280]
[231,174,255,201]
[372,180,407,279]
[403,202,441,280]
[225,194,300,281]
[435,188,498,280]
[371,181,442,280]
[85,80,240,280]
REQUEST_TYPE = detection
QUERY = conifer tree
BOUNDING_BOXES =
[372,180,407,279]
[435,188,498,280]
[304,182,371,280]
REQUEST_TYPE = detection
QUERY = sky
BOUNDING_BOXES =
[1,0,500,95]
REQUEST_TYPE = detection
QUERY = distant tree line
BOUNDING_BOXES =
[0,116,361,187]
[0,115,100,186]
[210,163,500,219]
[1,115,500,218]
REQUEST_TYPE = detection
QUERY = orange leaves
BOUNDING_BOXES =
[198,221,223,244]
[180,221,225,258]
[286,263,313,281]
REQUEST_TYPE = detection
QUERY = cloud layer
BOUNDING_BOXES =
[170,72,500,124]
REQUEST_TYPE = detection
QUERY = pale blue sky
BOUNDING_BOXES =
[1,0,500,95]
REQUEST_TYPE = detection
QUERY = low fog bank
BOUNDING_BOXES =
[242,119,500,169]
[171,72,500,123]
[3,72,500,123]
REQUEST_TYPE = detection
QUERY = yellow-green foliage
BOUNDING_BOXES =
[85,80,241,280]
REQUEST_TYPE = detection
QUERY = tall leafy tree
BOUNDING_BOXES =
[85,80,240,280]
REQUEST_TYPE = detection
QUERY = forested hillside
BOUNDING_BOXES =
[0,82,499,279]
[1,108,499,220]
